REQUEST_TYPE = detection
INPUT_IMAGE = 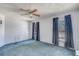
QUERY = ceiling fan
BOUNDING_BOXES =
[19,8,40,17]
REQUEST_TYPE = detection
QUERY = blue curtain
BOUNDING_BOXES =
[36,22,40,41]
[65,15,74,48]
[32,22,35,39]
[53,17,59,45]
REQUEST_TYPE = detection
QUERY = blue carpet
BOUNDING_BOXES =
[0,40,75,56]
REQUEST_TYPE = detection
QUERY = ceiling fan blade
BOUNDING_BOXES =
[19,8,30,11]
[32,13,40,17]
[29,9,37,14]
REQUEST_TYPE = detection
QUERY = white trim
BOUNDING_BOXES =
[75,50,79,56]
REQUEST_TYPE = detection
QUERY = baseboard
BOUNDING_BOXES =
[0,39,33,48]
[39,41,53,46]
[0,44,5,47]
[75,50,79,56]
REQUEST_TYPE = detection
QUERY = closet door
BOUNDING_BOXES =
[65,15,74,48]
[32,22,35,40]
[36,22,40,41]
[53,17,59,45]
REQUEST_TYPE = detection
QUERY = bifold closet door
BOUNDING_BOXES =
[32,22,35,39]
[53,17,59,45]
[65,15,74,48]
[36,22,40,41]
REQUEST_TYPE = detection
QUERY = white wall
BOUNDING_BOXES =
[0,10,34,47]
[0,15,5,47]
[30,10,79,50]
[38,18,53,44]
[71,11,79,50]
[4,14,30,44]
[28,21,32,39]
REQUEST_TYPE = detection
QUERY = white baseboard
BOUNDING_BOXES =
[0,43,5,47]
[75,50,79,56]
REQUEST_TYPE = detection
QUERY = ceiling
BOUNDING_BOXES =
[0,3,79,17]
